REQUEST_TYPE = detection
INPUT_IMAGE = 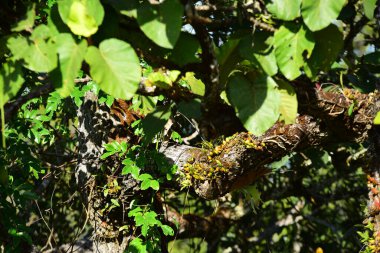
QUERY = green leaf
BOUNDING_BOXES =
[55,34,87,97]
[277,79,297,124]
[239,32,278,76]
[24,25,58,72]
[227,72,280,135]
[127,238,147,253]
[0,62,25,107]
[374,111,380,125]
[85,39,141,99]
[301,0,346,31]
[169,33,201,66]
[141,105,171,143]
[182,72,205,96]
[6,36,30,61]
[137,0,183,49]
[58,0,104,37]
[12,4,36,32]
[161,225,174,236]
[267,0,301,21]
[304,25,343,79]
[363,0,376,19]
[111,199,120,207]
[274,23,315,80]
[138,174,153,181]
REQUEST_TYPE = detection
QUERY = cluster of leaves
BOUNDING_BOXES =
[0,0,379,252]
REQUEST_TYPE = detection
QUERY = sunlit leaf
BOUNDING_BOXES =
[267,0,301,21]
[301,0,346,31]
[55,34,87,97]
[274,23,315,80]
[85,39,141,99]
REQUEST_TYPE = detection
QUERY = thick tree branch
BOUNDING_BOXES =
[160,88,380,199]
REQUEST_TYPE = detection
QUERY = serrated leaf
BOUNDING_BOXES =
[227,72,280,135]
[161,225,174,236]
[85,39,141,99]
[274,24,315,80]
[12,4,36,32]
[137,0,183,49]
[301,0,346,31]
[58,0,104,37]
[304,25,343,79]
[267,0,301,21]
[55,34,87,97]
[374,111,380,125]
[128,238,147,253]
[277,79,297,124]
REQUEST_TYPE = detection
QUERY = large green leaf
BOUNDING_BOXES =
[277,79,297,124]
[274,24,315,80]
[304,25,343,79]
[0,62,25,107]
[58,0,104,37]
[239,32,278,76]
[137,0,183,49]
[301,0,346,31]
[227,72,280,136]
[267,0,301,21]
[85,39,141,99]
[11,4,36,32]
[7,25,57,73]
[55,34,87,97]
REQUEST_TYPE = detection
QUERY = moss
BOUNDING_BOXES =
[180,133,266,187]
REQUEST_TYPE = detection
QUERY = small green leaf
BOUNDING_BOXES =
[274,23,315,80]
[363,0,376,19]
[127,238,147,253]
[267,0,301,21]
[85,39,141,99]
[374,111,380,125]
[111,199,120,207]
[12,4,36,32]
[139,174,153,181]
[301,0,346,31]
[182,72,205,96]
[137,0,183,49]
[227,72,280,136]
[161,225,174,236]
